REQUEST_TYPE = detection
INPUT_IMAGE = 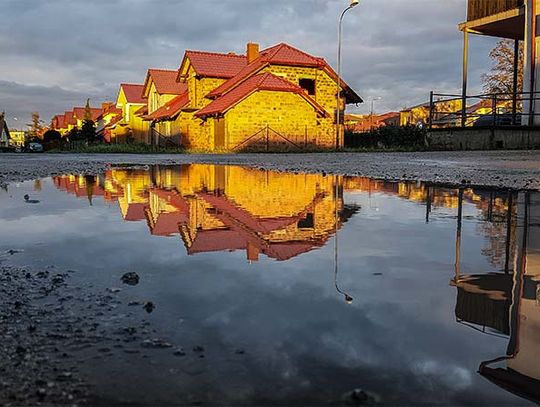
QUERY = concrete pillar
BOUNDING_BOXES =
[461,29,469,127]
[522,0,537,125]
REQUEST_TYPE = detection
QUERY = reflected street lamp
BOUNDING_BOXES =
[336,0,360,149]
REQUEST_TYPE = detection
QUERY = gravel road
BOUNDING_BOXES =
[0,150,539,189]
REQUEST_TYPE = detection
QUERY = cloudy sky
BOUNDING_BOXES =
[0,0,497,129]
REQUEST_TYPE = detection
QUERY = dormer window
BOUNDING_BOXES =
[299,79,316,96]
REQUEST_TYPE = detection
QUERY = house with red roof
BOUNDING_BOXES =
[142,42,361,150]
[141,69,188,146]
[111,83,149,143]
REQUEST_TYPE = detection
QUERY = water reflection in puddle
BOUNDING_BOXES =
[0,164,539,406]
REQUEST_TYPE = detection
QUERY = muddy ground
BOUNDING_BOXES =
[0,151,539,190]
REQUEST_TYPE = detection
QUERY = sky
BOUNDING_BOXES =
[0,0,497,129]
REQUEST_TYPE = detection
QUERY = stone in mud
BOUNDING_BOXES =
[121,272,140,286]
[141,338,173,349]
[193,345,205,353]
[342,388,378,406]
[143,301,155,313]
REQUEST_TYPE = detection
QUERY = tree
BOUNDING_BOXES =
[81,99,97,143]
[42,129,62,143]
[27,112,43,140]
[481,39,524,95]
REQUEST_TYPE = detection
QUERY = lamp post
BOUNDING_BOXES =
[336,0,360,149]
[369,96,382,130]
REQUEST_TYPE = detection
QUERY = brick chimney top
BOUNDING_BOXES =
[247,42,260,64]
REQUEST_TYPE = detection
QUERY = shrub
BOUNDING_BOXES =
[345,125,427,150]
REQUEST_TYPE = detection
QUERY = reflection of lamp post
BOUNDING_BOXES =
[334,175,353,304]
[336,0,360,149]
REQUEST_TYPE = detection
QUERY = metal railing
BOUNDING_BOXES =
[428,91,540,130]
[467,0,523,21]
[231,125,305,152]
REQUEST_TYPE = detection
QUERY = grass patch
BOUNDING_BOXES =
[49,143,186,154]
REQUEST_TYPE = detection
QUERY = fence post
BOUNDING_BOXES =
[265,124,269,152]
[429,91,434,130]
[492,94,498,129]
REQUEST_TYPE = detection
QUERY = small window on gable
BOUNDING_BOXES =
[299,79,316,96]
[298,213,314,229]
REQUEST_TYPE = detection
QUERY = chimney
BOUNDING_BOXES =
[246,42,260,64]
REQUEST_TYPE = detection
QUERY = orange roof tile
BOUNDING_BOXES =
[145,92,189,122]
[196,73,327,118]
[183,50,247,79]
[120,83,146,104]
[144,69,187,96]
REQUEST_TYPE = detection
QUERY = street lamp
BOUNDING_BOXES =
[336,0,360,149]
[370,96,382,130]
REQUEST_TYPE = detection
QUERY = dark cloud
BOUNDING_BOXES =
[0,0,498,127]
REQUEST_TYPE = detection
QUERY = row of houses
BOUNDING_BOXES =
[50,42,362,151]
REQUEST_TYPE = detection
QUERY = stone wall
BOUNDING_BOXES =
[428,128,540,150]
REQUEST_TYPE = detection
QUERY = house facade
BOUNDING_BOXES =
[115,83,148,143]
[142,69,188,146]
[146,42,361,151]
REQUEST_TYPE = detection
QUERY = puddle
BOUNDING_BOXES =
[0,164,538,406]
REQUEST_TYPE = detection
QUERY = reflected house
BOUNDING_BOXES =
[53,174,119,204]
[145,165,358,261]
[450,190,540,403]
[53,165,358,262]
[0,113,10,148]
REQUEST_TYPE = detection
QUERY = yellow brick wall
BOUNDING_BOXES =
[223,90,334,150]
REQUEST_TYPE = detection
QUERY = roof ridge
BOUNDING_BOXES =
[186,49,246,59]
[148,68,178,73]
[120,82,144,86]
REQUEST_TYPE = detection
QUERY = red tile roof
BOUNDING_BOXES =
[144,69,187,96]
[120,83,146,104]
[145,92,190,122]
[261,42,323,67]
[123,203,148,222]
[196,73,327,118]
[183,50,247,79]
[206,43,362,104]
[64,111,76,126]
[52,115,66,129]
[134,105,148,116]
[73,107,102,121]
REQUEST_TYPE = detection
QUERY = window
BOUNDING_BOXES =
[299,79,316,96]
[297,213,314,229]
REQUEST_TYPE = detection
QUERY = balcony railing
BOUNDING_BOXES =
[467,0,523,21]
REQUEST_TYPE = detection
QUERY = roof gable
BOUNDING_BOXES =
[119,83,145,104]
[196,73,327,118]
[143,69,187,97]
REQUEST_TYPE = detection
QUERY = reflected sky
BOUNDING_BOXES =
[0,165,538,406]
